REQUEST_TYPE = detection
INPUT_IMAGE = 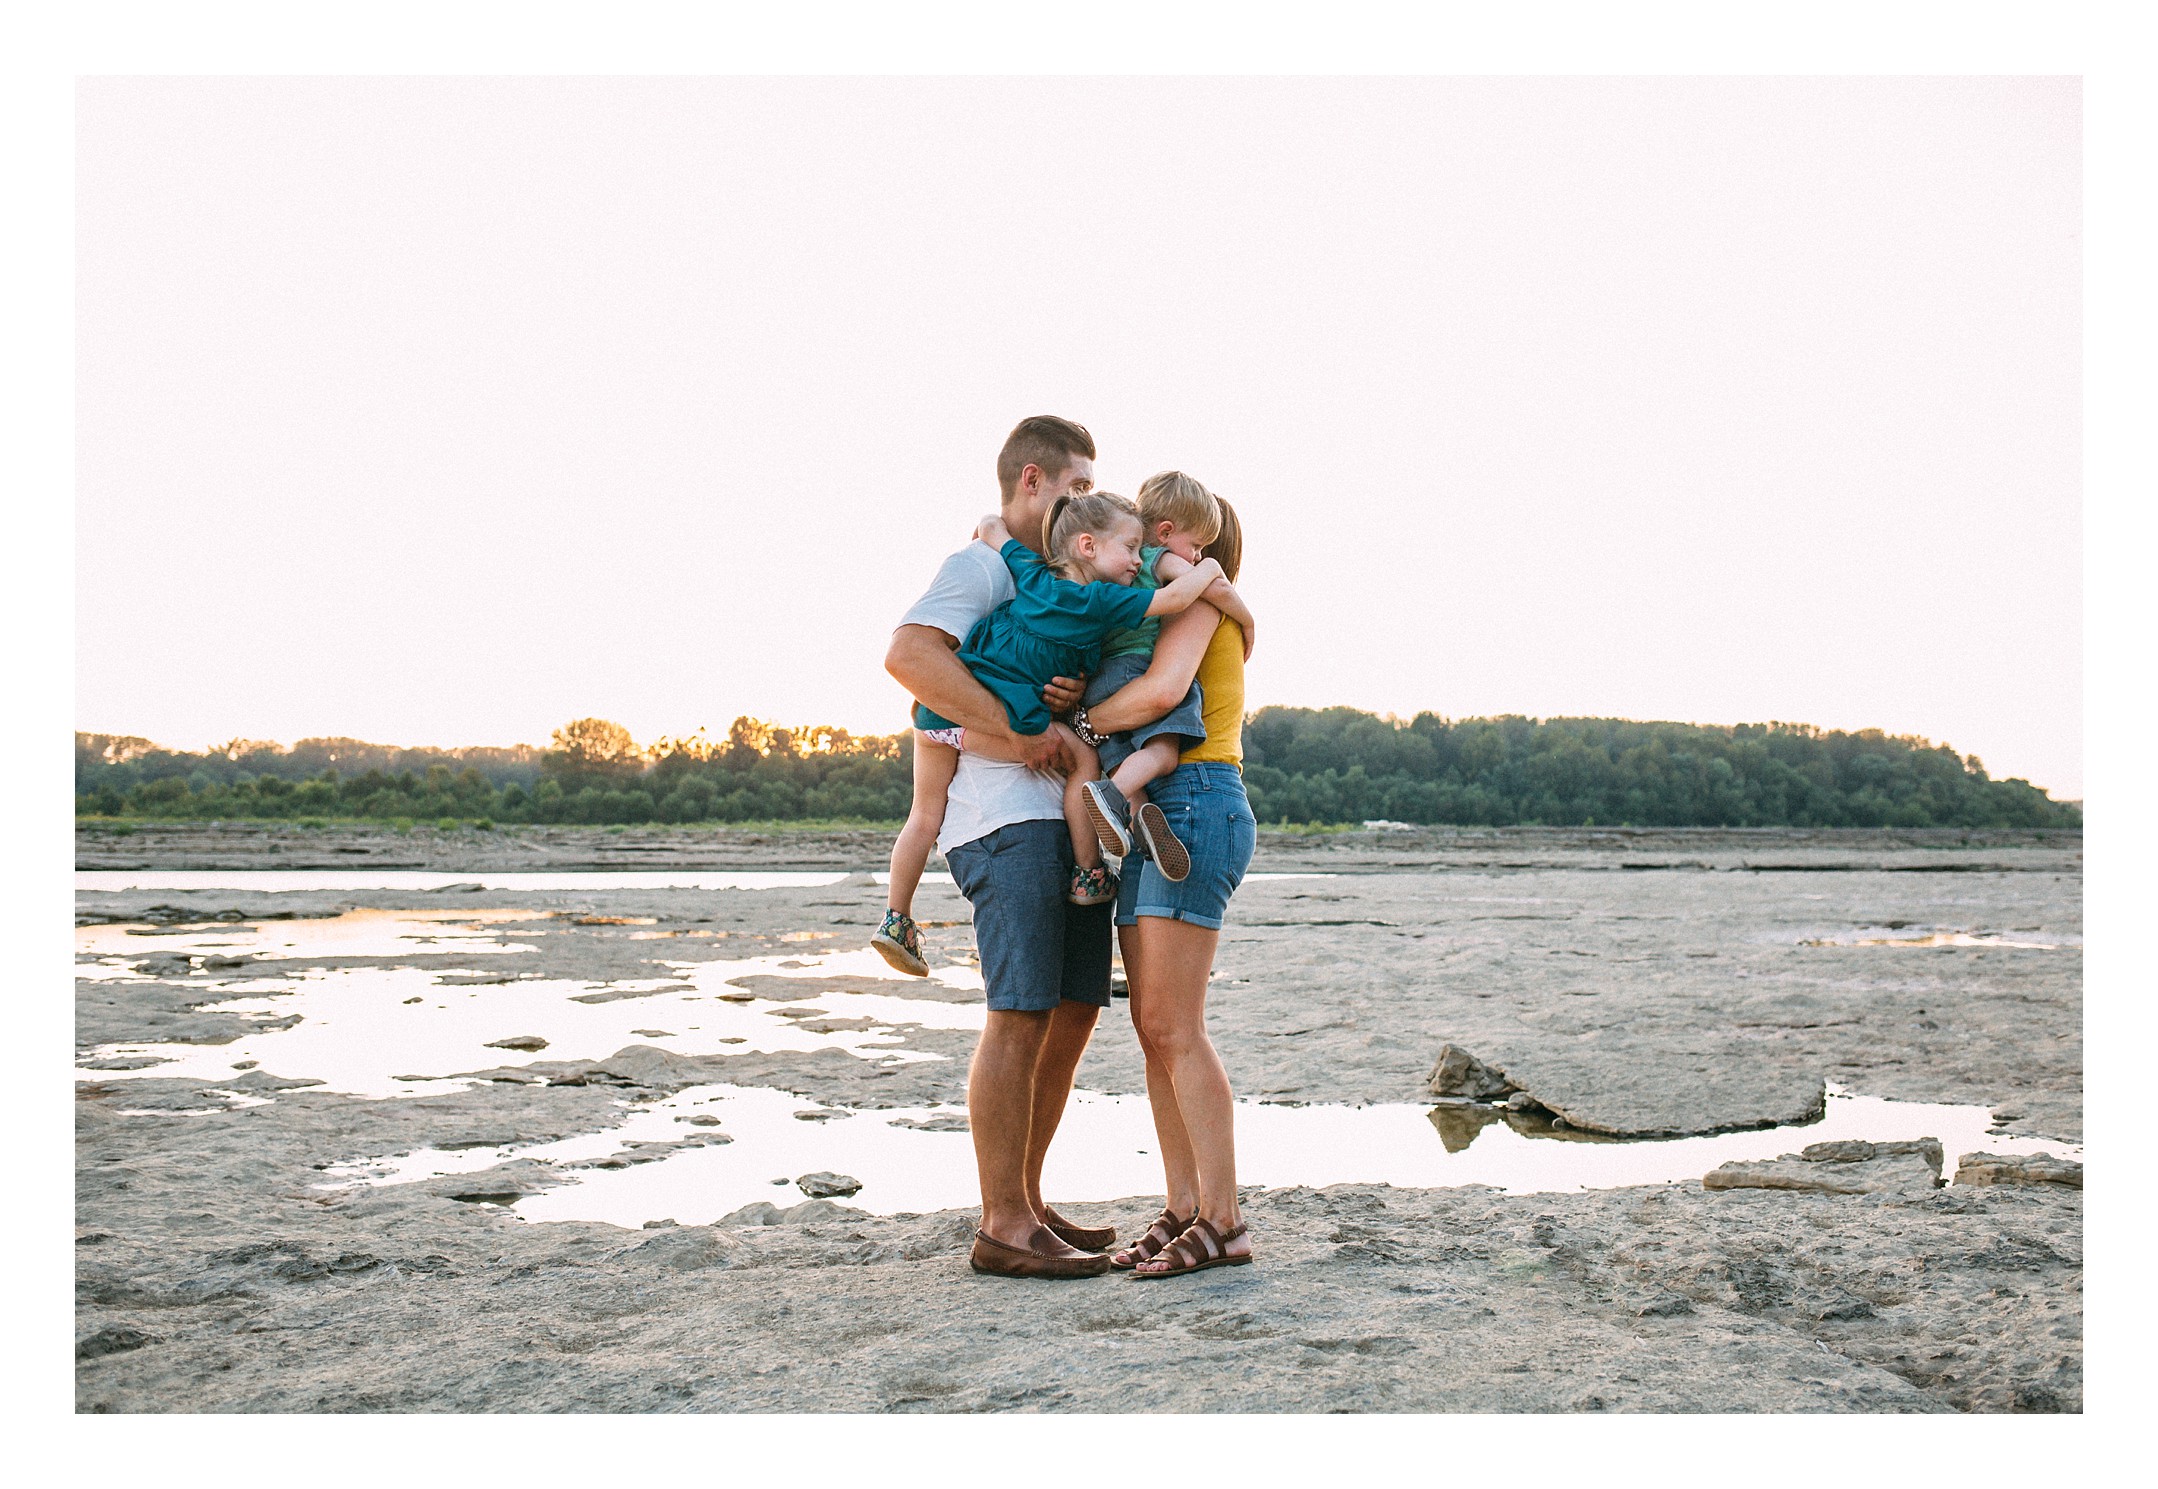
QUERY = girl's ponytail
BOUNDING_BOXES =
[1042,494,1072,559]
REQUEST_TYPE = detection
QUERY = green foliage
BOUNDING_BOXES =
[1239,709,2077,829]
[75,718,913,828]
[74,709,2078,831]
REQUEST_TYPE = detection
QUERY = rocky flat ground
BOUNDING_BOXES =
[75,823,2082,1412]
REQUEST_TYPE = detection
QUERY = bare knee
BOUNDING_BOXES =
[1050,723,1100,778]
[979,1008,1052,1060]
[1133,1007,1201,1065]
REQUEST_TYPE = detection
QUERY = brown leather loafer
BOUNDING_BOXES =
[969,1228,1113,1279]
[1045,1210,1117,1252]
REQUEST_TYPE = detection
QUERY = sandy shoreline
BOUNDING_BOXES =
[75,823,2081,1412]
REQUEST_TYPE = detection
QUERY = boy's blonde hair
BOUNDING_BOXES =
[1043,491,1142,579]
[1135,470,1222,545]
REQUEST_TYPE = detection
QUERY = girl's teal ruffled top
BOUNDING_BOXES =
[913,540,1155,737]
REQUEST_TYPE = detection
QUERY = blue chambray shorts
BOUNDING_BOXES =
[1082,652,1206,776]
[1113,762,1257,931]
[945,820,1113,1012]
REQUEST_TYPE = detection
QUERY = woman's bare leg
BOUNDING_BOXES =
[887,734,957,916]
[1124,916,1250,1267]
[1120,919,1200,1217]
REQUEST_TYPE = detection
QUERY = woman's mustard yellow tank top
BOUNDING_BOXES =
[1179,615,1245,768]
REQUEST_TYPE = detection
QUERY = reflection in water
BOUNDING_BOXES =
[76,870,854,893]
[75,909,547,979]
[1799,929,2071,950]
[74,922,986,1099]
[80,911,2084,1228]
[1427,1103,1622,1152]
[320,1083,2083,1229]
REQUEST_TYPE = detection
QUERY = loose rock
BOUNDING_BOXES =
[1427,1043,1519,1101]
[78,1326,158,1361]
[797,1171,864,1199]
[1955,1152,2082,1188]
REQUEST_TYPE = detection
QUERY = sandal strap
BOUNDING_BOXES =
[1158,1218,1221,1269]
[1143,1208,1190,1247]
[1157,1216,1249,1270]
[1115,1207,1192,1264]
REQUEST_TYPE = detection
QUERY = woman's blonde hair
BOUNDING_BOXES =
[1043,491,1142,578]
[1135,470,1222,546]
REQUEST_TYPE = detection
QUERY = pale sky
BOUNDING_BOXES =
[76,76,2081,795]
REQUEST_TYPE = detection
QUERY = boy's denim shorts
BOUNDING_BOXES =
[1114,762,1257,932]
[1083,653,1206,776]
[945,819,1112,1012]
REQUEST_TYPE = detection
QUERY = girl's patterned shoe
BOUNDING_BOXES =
[1067,863,1121,906]
[870,908,930,976]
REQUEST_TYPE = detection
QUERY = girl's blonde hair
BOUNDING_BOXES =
[1135,470,1222,546]
[1043,491,1143,579]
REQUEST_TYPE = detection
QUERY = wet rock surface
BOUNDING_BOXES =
[1705,1139,1945,1195]
[75,824,2081,1412]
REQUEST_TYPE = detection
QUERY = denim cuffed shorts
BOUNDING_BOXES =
[945,819,1113,1012]
[1114,762,1257,931]
[1083,653,1206,776]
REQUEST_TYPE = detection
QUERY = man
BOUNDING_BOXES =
[884,414,1117,1279]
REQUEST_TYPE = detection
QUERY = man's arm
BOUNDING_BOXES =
[1087,600,1220,735]
[885,625,1065,772]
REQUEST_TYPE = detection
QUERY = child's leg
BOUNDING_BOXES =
[1108,735,1185,803]
[1109,735,1196,882]
[888,732,959,917]
[1049,723,1102,870]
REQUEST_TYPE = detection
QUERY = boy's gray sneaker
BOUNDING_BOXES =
[1133,801,1191,882]
[1082,779,1135,860]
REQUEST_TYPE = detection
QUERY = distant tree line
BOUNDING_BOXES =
[74,719,906,827]
[1240,709,2075,829]
[75,708,2078,830]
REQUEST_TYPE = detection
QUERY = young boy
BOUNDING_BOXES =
[1074,470,1255,880]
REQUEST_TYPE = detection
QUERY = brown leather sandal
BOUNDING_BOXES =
[1128,1215,1251,1279]
[1044,1208,1117,1252]
[1110,1206,1196,1270]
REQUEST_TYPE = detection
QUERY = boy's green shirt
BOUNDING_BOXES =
[1099,545,1170,661]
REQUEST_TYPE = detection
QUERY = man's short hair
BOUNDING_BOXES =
[997,415,1096,503]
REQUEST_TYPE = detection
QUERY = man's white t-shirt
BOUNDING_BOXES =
[898,541,1065,856]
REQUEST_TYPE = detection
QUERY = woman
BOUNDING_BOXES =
[1081,476,1258,1277]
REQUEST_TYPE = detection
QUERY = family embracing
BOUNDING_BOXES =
[878,415,1259,1280]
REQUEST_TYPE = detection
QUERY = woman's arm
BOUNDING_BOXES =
[1086,600,1219,735]
[975,512,1013,549]
[1154,552,1255,659]
[1141,556,1223,618]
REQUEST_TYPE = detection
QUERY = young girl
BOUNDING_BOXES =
[1074,471,1256,880]
[872,493,1229,978]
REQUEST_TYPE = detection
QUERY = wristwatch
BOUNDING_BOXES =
[1070,706,1105,747]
